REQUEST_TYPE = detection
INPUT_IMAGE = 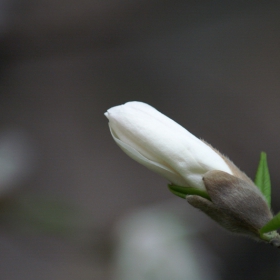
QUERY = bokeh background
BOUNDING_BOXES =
[0,1,280,279]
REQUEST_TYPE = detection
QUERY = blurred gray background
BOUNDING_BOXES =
[0,1,280,279]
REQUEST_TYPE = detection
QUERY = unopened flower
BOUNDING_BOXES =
[105,101,280,246]
[105,101,232,190]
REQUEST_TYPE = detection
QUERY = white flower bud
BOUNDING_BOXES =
[105,101,232,190]
[105,101,280,245]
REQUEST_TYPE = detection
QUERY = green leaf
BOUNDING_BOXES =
[168,184,211,200]
[260,212,280,234]
[254,152,271,207]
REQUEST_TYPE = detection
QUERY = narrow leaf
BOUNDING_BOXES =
[168,184,211,200]
[260,212,280,234]
[254,152,271,207]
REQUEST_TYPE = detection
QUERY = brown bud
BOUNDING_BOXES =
[187,170,273,241]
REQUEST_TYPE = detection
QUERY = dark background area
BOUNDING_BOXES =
[0,1,280,279]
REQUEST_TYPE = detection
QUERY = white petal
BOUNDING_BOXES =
[109,125,189,187]
[106,101,232,190]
